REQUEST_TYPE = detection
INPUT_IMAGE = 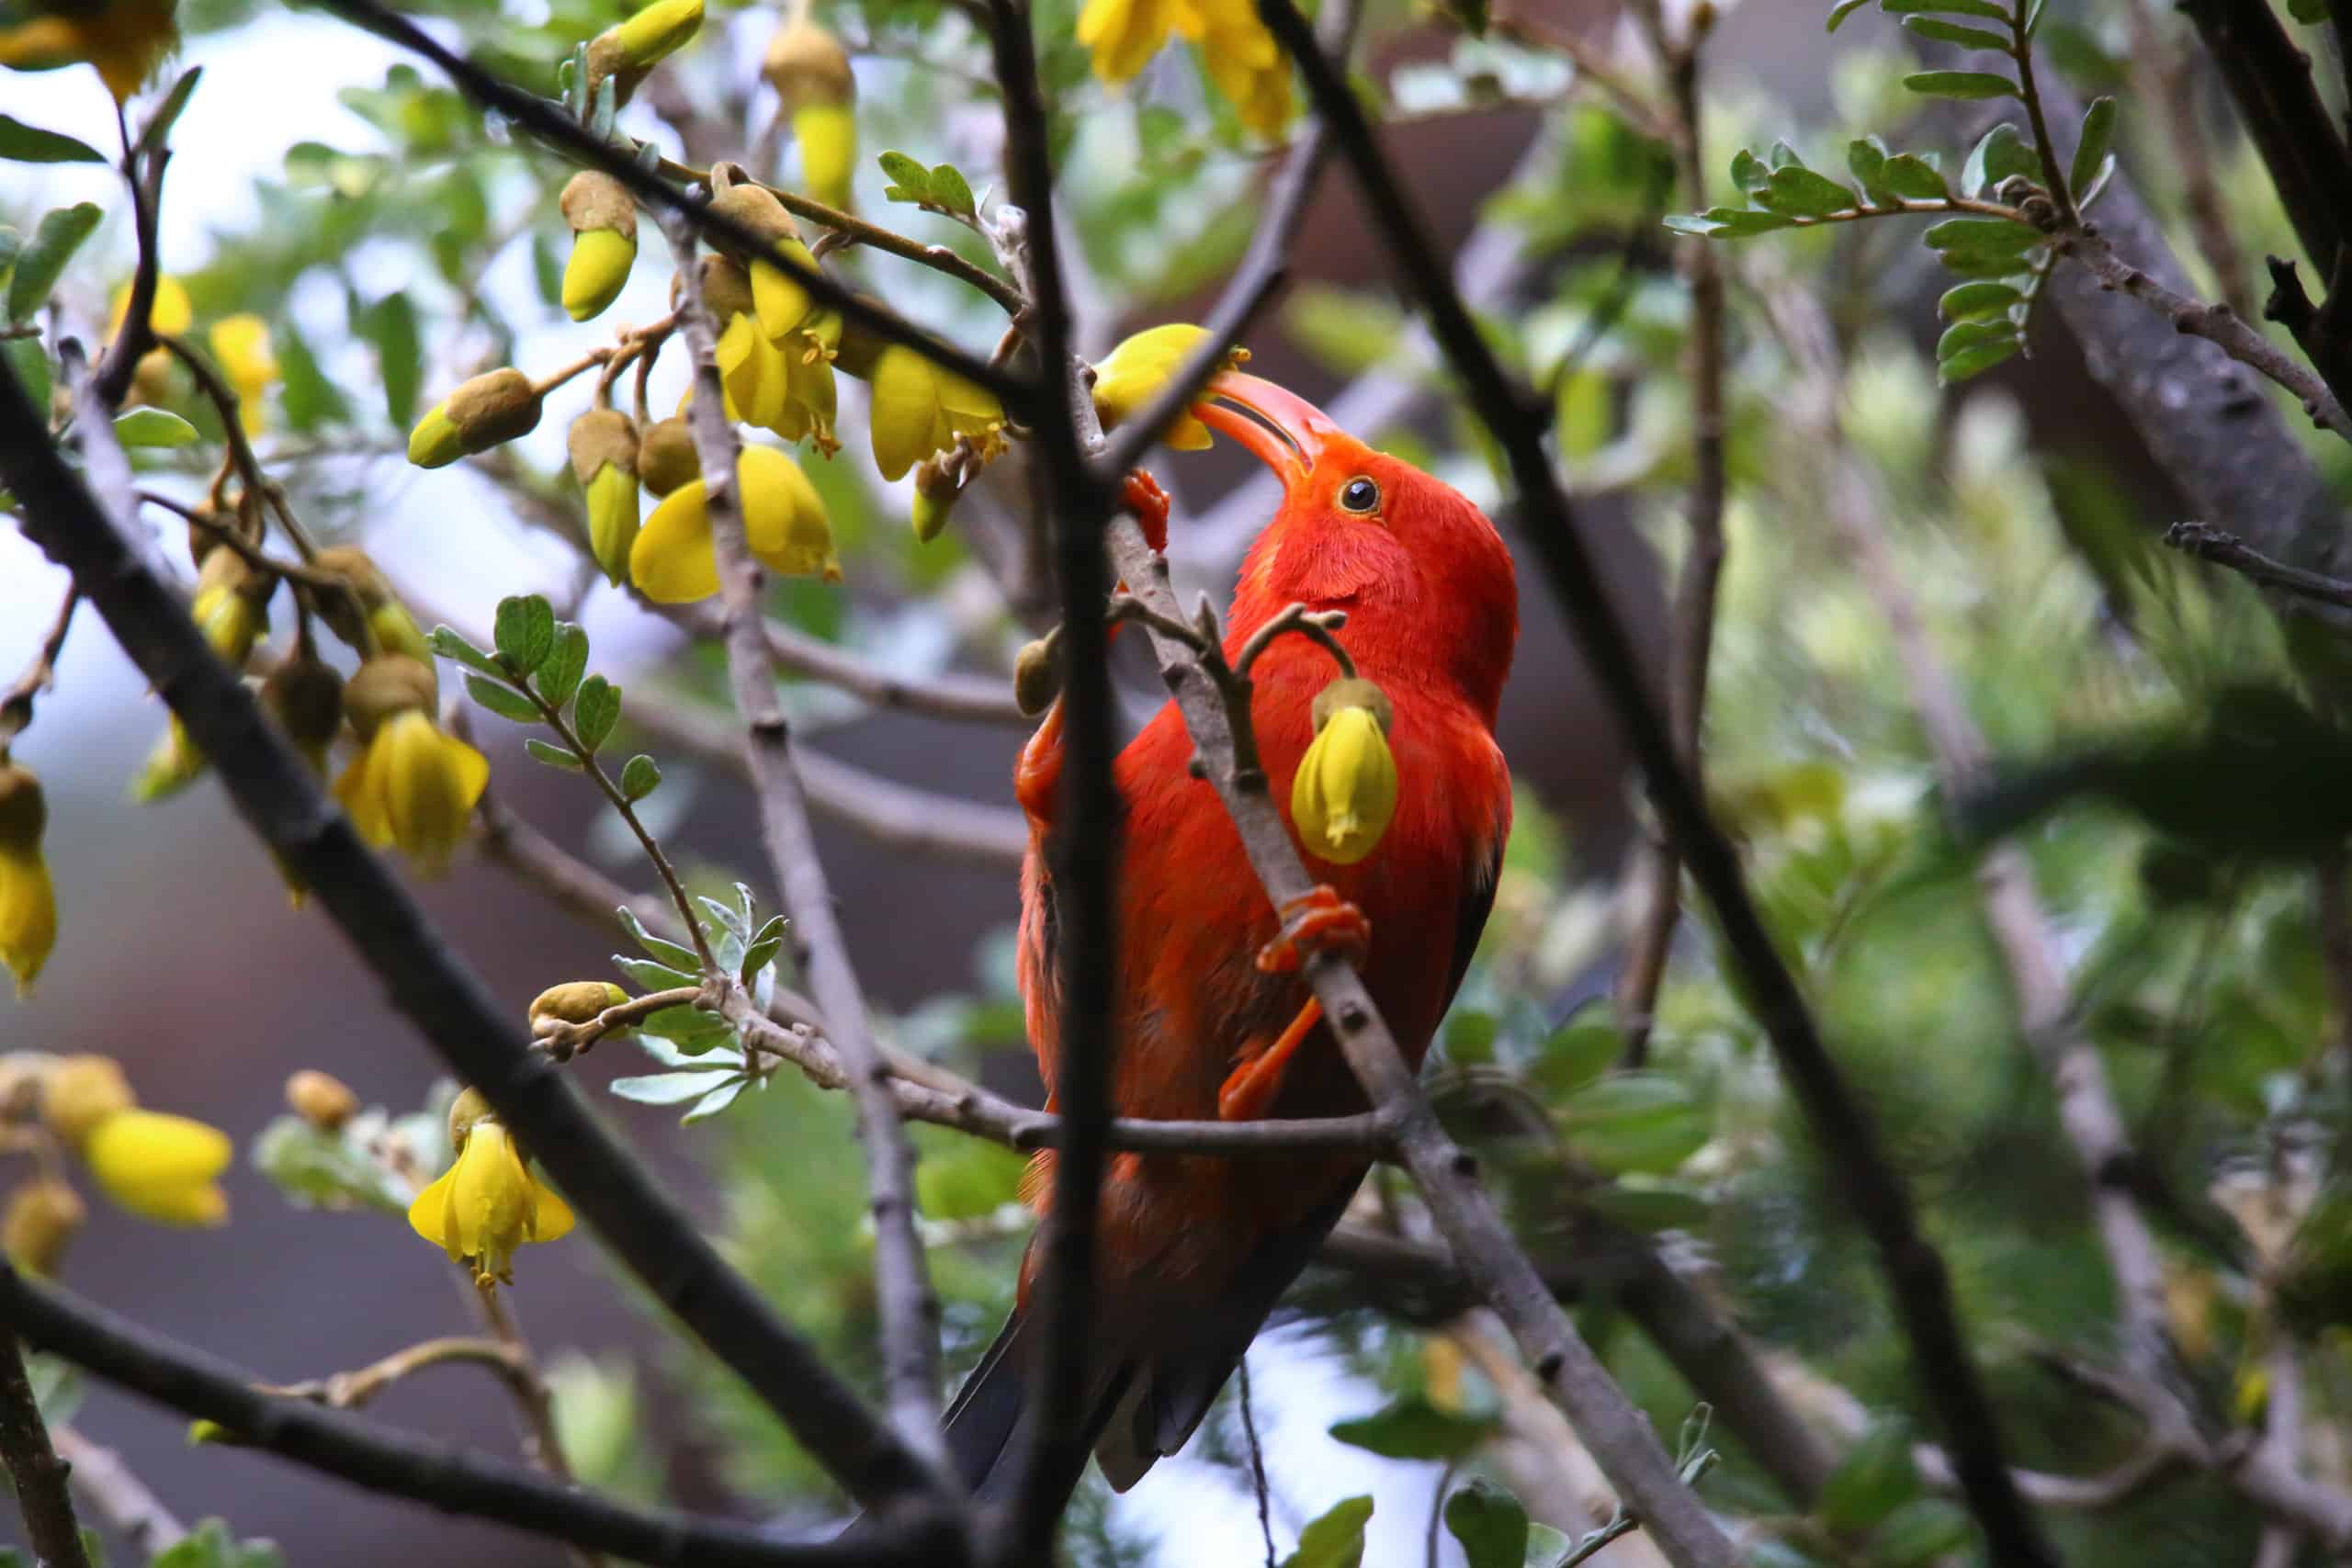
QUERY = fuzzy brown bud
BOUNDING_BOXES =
[637,416,699,497]
[446,367,543,449]
[0,764,43,854]
[706,178,803,254]
[42,1055,134,1145]
[1013,631,1062,717]
[286,1069,360,1133]
[567,408,639,486]
[560,170,639,243]
[446,1086,495,1151]
[529,981,628,1032]
[763,20,854,106]
[1311,675,1394,735]
[4,1179,85,1277]
[342,655,438,740]
[263,652,345,758]
[673,254,756,324]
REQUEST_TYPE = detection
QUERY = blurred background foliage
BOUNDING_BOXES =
[6,0,2352,1557]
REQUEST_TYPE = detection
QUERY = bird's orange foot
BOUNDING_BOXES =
[1254,886,1371,975]
[1122,468,1170,555]
[1220,998,1323,1122]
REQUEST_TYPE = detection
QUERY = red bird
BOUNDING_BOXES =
[943,372,1518,1512]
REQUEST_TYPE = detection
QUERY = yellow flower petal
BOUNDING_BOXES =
[741,444,837,579]
[1077,0,1179,82]
[409,1121,571,1284]
[1290,705,1398,864]
[585,462,642,585]
[108,274,193,340]
[867,345,1002,481]
[751,248,819,343]
[84,1110,232,1227]
[209,314,277,435]
[564,228,637,323]
[631,479,720,603]
[1092,322,1237,450]
[0,847,55,997]
[792,103,857,213]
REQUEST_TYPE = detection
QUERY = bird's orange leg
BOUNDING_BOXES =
[1219,888,1372,1121]
[1123,468,1170,554]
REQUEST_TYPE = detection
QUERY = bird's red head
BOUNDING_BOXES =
[1193,372,1518,723]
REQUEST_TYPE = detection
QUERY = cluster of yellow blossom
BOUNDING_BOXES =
[0,0,177,104]
[23,1055,232,1247]
[332,653,488,874]
[1076,0,1294,138]
[106,276,281,432]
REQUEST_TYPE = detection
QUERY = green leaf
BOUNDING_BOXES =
[1819,1417,1922,1530]
[251,1115,407,1213]
[1761,165,1859,218]
[1328,1394,1499,1460]
[639,1005,737,1052]
[355,290,421,425]
[1532,1020,1623,1094]
[1922,217,2038,257]
[1878,153,1950,200]
[426,625,506,680]
[574,674,621,752]
[1846,136,1889,194]
[275,321,348,433]
[929,162,977,218]
[465,673,544,724]
[1902,70,2019,99]
[4,337,50,418]
[1581,1180,1713,1231]
[1444,1480,1530,1568]
[617,905,702,972]
[1870,1498,1976,1567]
[1826,0,1871,31]
[1937,331,2021,382]
[525,737,584,770]
[613,956,699,993]
[492,593,556,675]
[876,150,933,205]
[112,408,200,448]
[0,115,106,164]
[1729,147,1771,196]
[8,203,102,324]
[1879,0,2012,17]
[137,67,204,156]
[619,753,661,803]
[1280,1496,1374,1568]
[536,622,589,709]
[1901,14,2011,47]
[1664,208,1795,238]
[681,1075,753,1123]
[1939,280,2023,320]
[152,1518,284,1568]
[741,914,787,983]
[1524,1525,1573,1568]
[1560,1073,1710,1174]
[610,1069,733,1105]
[2069,96,2117,199]
[2290,0,2330,17]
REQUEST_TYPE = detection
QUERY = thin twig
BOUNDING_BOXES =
[312,0,1023,405]
[0,350,951,1517]
[0,589,78,751]
[2160,523,2352,612]
[1613,0,1724,1068]
[0,1269,944,1568]
[1250,0,2056,1557]
[0,1333,91,1568]
[662,599,1026,726]
[667,212,955,1483]
[53,1426,185,1556]
[92,127,166,412]
[1238,1357,1276,1568]
[2042,216,2352,442]
[980,1,1125,1548]
[258,1336,524,1409]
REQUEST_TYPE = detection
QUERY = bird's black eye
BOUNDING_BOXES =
[1339,476,1381,514]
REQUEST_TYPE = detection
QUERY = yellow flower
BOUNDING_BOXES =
[792,104,857,213]
[0,764,54,997]
[1290,695,1397,865]
[208,314,277,435]
[0,0,176,102]
[629,443,837,603]
[609,0,700,67]
[718,311,790,432]
[1092,323,1246,451]
[866,344,1003,482]
[751,249,820,345]
[408,1115,574,1287]
[1181,0,1293,138]
[108,275,193,339]
[334,709,490,874]
[83,1110,232,1226]
[1077,0,1185,82]
[565,228,637,322]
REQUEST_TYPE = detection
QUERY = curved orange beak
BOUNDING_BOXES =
[1192,371,1340,483]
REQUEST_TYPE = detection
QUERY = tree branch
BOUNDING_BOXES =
[0,1333,90,1568]
[663,600,1025,727]
[667,210,956,1483]
[312,0,1025,405]
[2161,522,2352,612]
[0,354,951,1519]
[0,1269,939,1568]
[53,1427,185,1557]
[1252,2,2056,1560]
[978,3,1126,1550]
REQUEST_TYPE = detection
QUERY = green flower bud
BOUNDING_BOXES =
[560,173,639,322]
[910,457,960,543]
[407,402,464,468]
[583,0,704,106]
